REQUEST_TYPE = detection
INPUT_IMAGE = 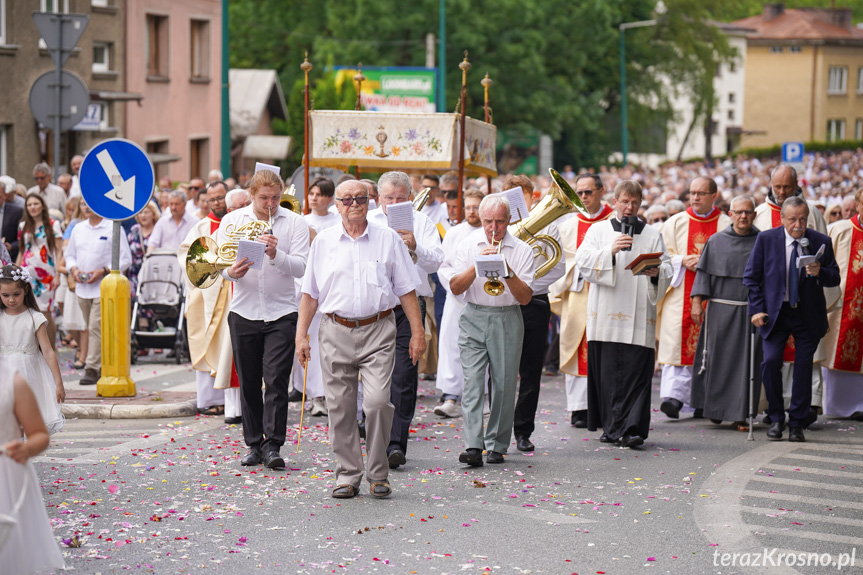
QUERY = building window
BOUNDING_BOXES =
[728,92,736,104]
[189,137,209,179]
[790,46,802,53]
[728,61,736,73]
[146,14,169,79]
[146,140,170,180]
[92,42,111,73]
[190,19,210,80]
[857,119,863,140]
[91,0,109,6]
[858,67,863,94]
[40,0,69,13]
[827,119,846,141]
[828,66,848,95]
[770,46,783,54]
[0,0,7,45]
[0,125,7,176]
[728,109,735,121]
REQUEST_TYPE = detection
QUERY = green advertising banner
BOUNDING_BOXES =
[334,67,436,113]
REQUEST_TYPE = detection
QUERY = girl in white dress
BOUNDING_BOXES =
[0,370,66,574]
[0,265,65,434]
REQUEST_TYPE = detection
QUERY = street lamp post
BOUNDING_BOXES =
[619,19,657,165]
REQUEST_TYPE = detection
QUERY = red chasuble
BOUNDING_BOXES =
[680,207,723,365]
[574,204,615,374]
[208,212,240,388]
[833,214,863,371]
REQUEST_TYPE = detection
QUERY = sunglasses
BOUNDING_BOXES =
[650,217,668,223]
[576,188,599,197]
[335,195,369,207]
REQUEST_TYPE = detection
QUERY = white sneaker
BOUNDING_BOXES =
[434,399,460,418]
[310,396,328,416]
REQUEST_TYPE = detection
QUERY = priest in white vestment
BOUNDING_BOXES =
[575,180,672,448]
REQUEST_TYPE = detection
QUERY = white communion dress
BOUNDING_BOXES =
[0,371,66,574]
[0,309,64,434]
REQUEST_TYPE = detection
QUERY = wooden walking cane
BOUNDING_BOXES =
[297,335,310,454]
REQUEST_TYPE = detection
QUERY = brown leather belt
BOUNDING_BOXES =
[326,309,393,328]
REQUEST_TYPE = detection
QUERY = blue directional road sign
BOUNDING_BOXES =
[79,138,155,220]
[782,141,805,164]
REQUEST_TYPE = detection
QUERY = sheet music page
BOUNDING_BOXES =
[254,162,281,177]
[386,201,414,234]
[237,239,266,270]
[497,186,531,223]
[475,253,507,279]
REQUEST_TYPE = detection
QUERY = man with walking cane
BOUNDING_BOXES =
[689,195,761,432]
[296,180,426,499]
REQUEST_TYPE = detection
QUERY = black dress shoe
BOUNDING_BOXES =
[620,434,644,448]
[571,410,587,428]
[388,449,406,469]
[486,451,504,464]
[802,408,818,428]
[788,427,806,442]
[762,414,773,424]
[225,416,242,425]
[241,448,262,466]
[286,388,303,402]
[459,448,483,467]
[599,433,615,443]
[692,408,704,419]
[262,450,285,469]
[660,398,682,419]
[516,436,535,452]
[767,421,785,441]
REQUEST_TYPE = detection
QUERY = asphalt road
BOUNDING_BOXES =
[34,372,863,574]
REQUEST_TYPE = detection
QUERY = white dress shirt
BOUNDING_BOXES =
[305,211,341,233]
[453,228,535,307]
[302,221,420,318]
[367,206,443,297]
[421,200,448,226]
[784,228,802,303]
[438,221,481,293]
[65,218,132,300]
[27,183,66,213]
[218,205,309,321]
[149,210,199,252]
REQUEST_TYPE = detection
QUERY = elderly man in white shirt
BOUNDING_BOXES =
[297,180,426,500]
[65,201,132,386]
[28,162,66,213]
[367,171,443,470]
[149,190,198,252]
[449,194,535,467]
[220,169,309,470]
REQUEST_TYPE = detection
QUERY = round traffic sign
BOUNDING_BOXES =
[29,70,89,132]
[79,138,155,220]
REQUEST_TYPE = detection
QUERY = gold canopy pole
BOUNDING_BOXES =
[301,53,313,215]
[456,51,470,223]
[353,64,366,180]
[481,72,494,197]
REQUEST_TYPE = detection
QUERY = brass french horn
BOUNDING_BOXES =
[185,218,272,289]
[280,184,302,213]
[511,168,588,278]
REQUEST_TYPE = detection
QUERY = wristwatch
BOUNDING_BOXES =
[103,267,111,276]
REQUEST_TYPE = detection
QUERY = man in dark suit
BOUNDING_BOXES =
[743,196,840,442]
[0,179,23,262]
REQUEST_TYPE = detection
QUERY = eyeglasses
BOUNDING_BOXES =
[335,195,369,207]
[34,174,49,181]
[189,185,202,191]
[650,217,668,223]
[729,209,755,216]
[576,189,599,197]
[208,196,226,204]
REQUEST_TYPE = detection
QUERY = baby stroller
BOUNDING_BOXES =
[130,249,188,364]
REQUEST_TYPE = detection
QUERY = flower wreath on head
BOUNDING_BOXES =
[0,264,31,284]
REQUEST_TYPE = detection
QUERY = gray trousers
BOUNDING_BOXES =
[319,313,396,488]
[459,303,524,453]
[78,297,101,371]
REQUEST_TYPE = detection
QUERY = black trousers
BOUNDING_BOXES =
[762,303,818,428]
[514,294,551,439]
[388,298,426,455]
[228,311,296,452]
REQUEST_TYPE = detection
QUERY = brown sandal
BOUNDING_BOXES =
[368,479,392,498]
[332,484,359,499]
[734,421,750,432]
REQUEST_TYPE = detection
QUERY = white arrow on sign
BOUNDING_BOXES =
[97,149,137,212]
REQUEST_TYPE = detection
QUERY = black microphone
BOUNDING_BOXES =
[621,216,637,251]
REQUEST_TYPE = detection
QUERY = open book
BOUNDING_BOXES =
[625,251,663,275]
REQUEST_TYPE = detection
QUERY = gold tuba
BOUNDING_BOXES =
[511,168,588,279]
[185,219,272,289]
[280,184,302,213]
[412,187,431,211]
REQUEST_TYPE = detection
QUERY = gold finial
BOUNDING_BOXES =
[354,63,366,111]
[481,72,493,89]
[300,51,312,73]
[353,62,366,84]
[459,51,471,72]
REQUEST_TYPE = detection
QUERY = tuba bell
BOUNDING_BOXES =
[511,168,588,279]
[280,184,302,213]
[412,187,431,211]
[185,219,272,289]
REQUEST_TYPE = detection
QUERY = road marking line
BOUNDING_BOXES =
[749,475,861,495]
[741,490,863,511]
[742,506,863,528]
[761,463,863,480]
[774,452,863,466]
[747,524,863,546]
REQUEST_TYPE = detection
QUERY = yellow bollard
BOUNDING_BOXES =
[97,270,136,397]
